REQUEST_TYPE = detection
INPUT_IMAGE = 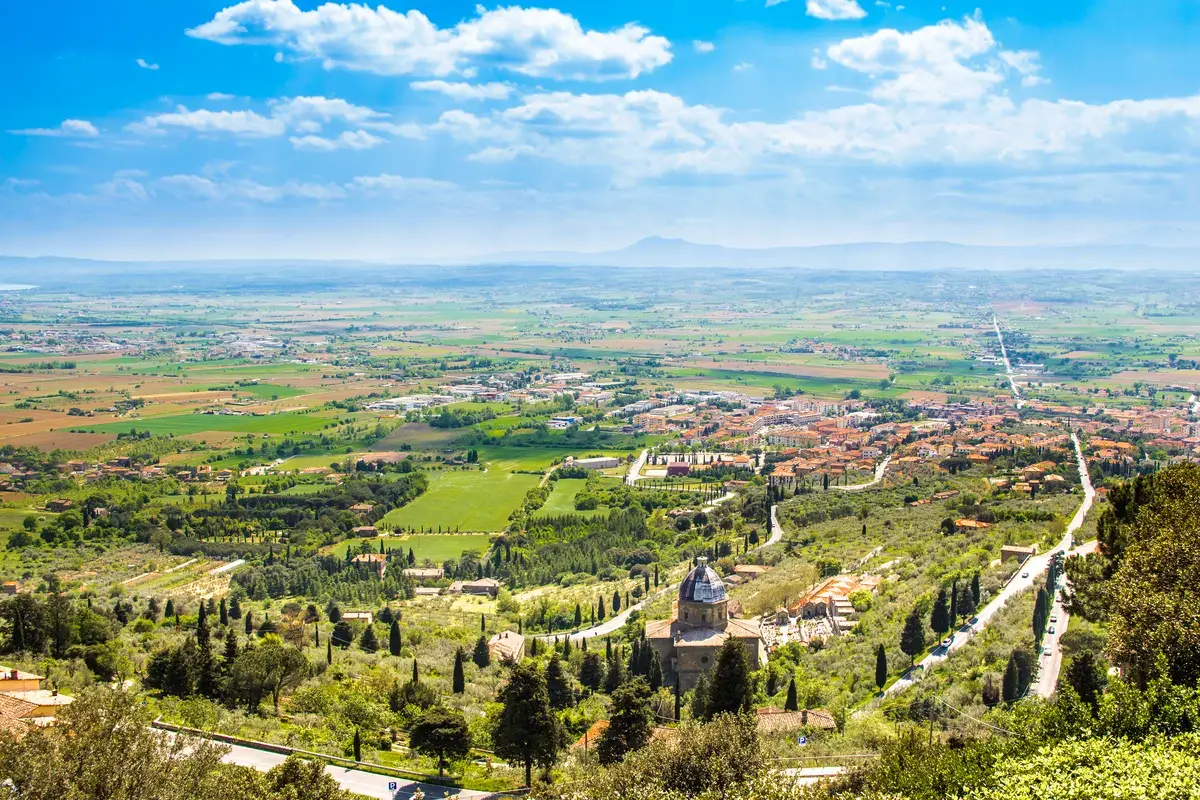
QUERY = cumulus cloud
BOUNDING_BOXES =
[187,0,672,81]
[9,119,99,137]
[1000,50,1047,87]
[825,16,1002,104]
[136,58,160,70]
[289,129,386,150]
[410,80,513,101]
[427,83,1200,185]
[693,40,715,54]
[157,171,454,202]
[206,92,236,101]
[807,0,868,20]
[127,106,286,137]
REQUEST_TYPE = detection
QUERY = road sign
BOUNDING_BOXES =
[388,782,397,791]
[797,735,807,746]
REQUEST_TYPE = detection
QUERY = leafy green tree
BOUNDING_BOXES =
[597,678,654,765]
[689,675,709,720]
[331,621,353,649]
[900,607,926,665]
[546,652,576,710]
[705,639,752,718]
[579,651,605,692]
[225,636,308,716]
[1107,463,1200,687]
[359,625,379,653]
[493,661,565,787]
[1062,651,1107,711]
[410,707,472,777]
[0,688,232,800]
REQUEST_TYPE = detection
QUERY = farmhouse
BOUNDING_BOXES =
[351,553,387,578]
[487,631,526,663]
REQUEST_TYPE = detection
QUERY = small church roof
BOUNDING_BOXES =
[679,558,727,605]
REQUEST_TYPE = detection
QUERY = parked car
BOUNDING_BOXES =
[1048,625,1056,634]
[1049,615,1058,623]
[1021,571,1030,578]
[940,636,954,649]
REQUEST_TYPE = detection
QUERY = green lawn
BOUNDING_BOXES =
[329,533,492,562]
[77,411,336,436]
[378,467,539,532]
[534,478,607,518]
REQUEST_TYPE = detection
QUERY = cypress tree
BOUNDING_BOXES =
[689,674,709,720]
[612,590,621,614]
[950,581,959,627]
[785,677,799,711]
[579,651,605,692]
[875,644,887,691]
[648,649,663,692]
[561,634,571,660]
[705,638,752,718]
[473,635,491,668]
[597,597,606,620]
[229,595,242,620]
[530,637,540,656]
[244,611,253,636]
[1002,651,1019,703]
[327,639,333,664]
[930,588,950,636]
[412,659,419,684]
[452,649,466,693]
[389,620,402,656]
[674,675,681,720]
[218,598,228,627]
[900,607,926,665]
[164,598,175,620]
[360,625,379,653]
[971,572,981,606]
[222,627,239,667]
[574,604,582,627]
[353,728,362,762]
[481,613,486,633]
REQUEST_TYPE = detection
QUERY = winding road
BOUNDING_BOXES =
[832,454,892,492]
[1032,538,1099,698]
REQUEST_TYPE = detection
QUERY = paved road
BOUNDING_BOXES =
[535,582,678,643]
[765,504,784,549]
[993,314,1024,409]
[832,454,892,492]
[1190,393,1199,417]
[626,449,648,485]
[1032,538,1099,698]
[883,432,1094,698]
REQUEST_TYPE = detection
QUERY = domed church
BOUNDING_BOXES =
[645,557,766,691]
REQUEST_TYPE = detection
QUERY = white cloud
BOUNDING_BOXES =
[1000,50,1047,87]
[693,40,715,54]
[187,0,672,81]
[9,119,99,137]
[807,0,868,20]
[289,130,386,151]
[206,92,236,101]
[268,96,385,126]
[349,174,457,193]
[157,171,454,202]
[410,80,513,101]
[733,62,754,72]
[136,58,160,71]
[811,52,829,70]
[825,16,1001,104]
[127,106,285,137]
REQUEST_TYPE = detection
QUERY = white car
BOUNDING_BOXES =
[1043,648,1053,657]
[1050,615,1058,624]
[940,637,954,649]
[1021,571,1030,578]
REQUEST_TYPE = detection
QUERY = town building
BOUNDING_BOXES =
[487,631,526,663]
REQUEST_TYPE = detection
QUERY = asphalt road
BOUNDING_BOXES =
[993,314,1025,409]
[218,739,492,800]
[884,432,1095,698]
[1032,538,1099,698]
[626,448,648,485]
[832,454,892,493]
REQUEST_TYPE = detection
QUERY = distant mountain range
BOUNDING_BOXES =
[2,237,1198,278]
[458,236,1200,270]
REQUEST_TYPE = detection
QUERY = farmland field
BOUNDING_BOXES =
[327,532,492,562]
[77,411,338,436]
[534,478,607,518]
[378,467,539,532]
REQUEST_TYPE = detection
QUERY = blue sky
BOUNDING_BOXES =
[3,0,1200,259]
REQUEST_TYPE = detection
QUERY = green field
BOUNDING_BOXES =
[534,478,607,518]
[378,467,540,532]
[328,532,492,562]
[220,383,307,400]
[78,411,337,436]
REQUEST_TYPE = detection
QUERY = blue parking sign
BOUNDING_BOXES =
[388,782,397,791]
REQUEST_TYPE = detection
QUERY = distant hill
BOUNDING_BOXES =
[461,236,1200,270]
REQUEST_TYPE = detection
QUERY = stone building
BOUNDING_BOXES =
[646,558,765,691]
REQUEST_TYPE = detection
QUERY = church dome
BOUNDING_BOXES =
[679,558,727,604]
